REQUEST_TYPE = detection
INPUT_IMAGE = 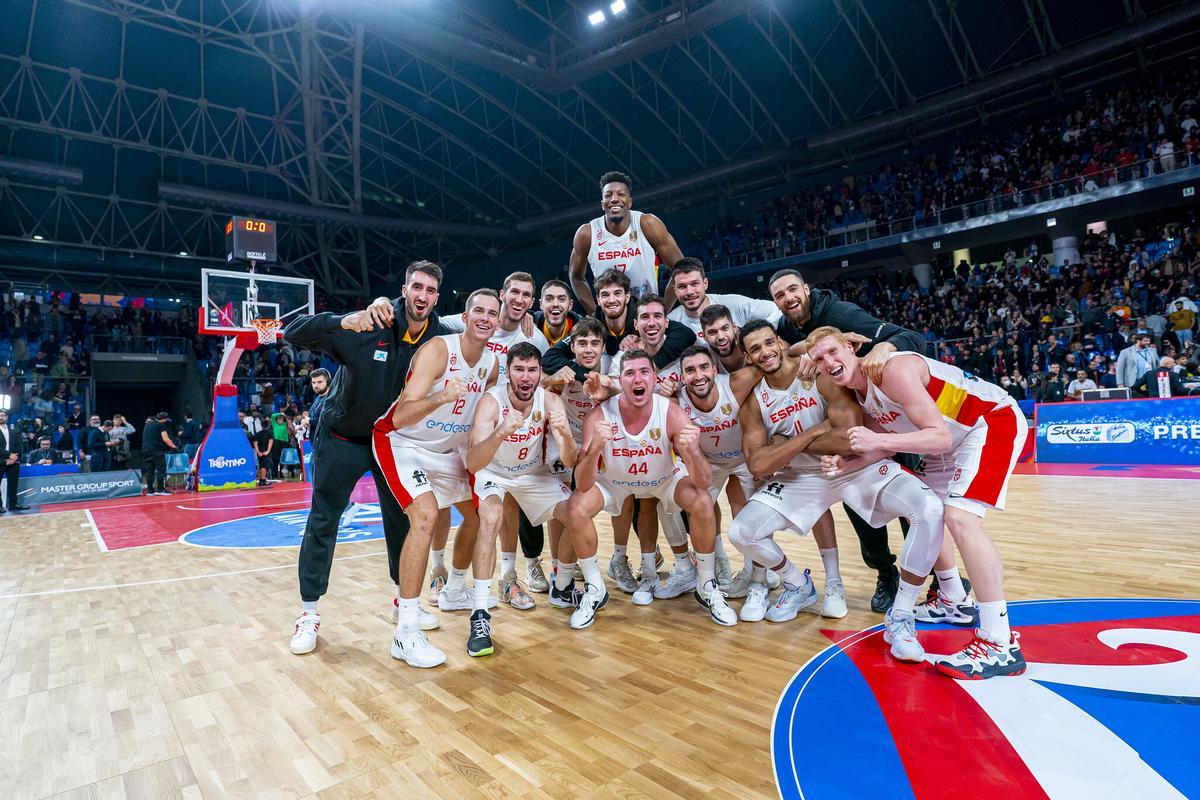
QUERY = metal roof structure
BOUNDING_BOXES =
[2,0,1199,297]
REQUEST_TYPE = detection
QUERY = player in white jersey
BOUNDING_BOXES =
[569,171,685,314]
[668,257,781,334]
[730,321,946,637]
[560,349,737,629]
[808,326,1028,679]
[463,343,580,657]
[372,289,500,668]
[698,304,750,374]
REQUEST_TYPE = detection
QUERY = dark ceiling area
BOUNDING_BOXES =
[1,0,1199,298]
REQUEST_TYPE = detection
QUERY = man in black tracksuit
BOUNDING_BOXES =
[283,260,447,653]
[769,268,931,613]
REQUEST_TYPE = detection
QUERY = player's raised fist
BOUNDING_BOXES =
[590,415,616,442]
[821,454,844,476]
[847,426,880,453]
[675,423,701,450]
[500,409,525,436]
[438,377,468,405]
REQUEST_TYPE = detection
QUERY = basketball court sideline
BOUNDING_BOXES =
[0,470,1194,800]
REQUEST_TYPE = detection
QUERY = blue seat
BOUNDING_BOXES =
[279,448,300,466]
[165,452,192,492]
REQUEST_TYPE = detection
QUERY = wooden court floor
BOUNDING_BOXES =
[0,474,1195,800]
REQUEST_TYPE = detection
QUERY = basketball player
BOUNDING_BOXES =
[568,171,685,313]
[732,322,945,663]
[284,260,445,656]
[532,279,581,346]
[807,326,1028,679]
[698,305,749,373]
[372,288,501,668]
[463,343,580,656]
[668,258,780,334]
[561,349,736,629]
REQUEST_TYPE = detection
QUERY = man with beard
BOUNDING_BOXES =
[698,305,749,373]
[464,343,580,656]
[667,258,780,335]
[532,279,581,346]
[284,260,445,656]
[768,268,931,614]
[569,171,685,313]
[373,289,501,668]
[562,349,735,629]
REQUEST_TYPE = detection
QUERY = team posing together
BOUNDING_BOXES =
[289,172,1029,682]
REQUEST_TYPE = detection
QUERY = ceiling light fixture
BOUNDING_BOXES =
[588,10,605,25]
[610,0,627,13]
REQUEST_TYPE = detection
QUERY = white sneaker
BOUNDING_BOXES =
[766,569,782,589]
[740,583,770,622]
[391,625,446,668]
[653,560,698,599]
[632,573,658,606]
[606,555,639,593]
[391,599,440,630]
[569,583,609,630]
[764,570,818,622]
[725,565,753,598]
[821,578,848,619]
[695,581,738,627]
[716,556,733,589]
[526,559,549,593]
[915,591,979,626]
[289,611,319,654]
[883,608,924,662]
[438,585,498,611]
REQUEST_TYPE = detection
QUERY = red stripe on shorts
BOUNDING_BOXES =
[371,403,414,509]
[468,470,480,508]
[962,405,1019,507]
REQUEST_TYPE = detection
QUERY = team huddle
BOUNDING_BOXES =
[291,172,1029,682]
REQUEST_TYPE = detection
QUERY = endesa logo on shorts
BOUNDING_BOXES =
[772,598,1200,799]
[1046,422,1135,444]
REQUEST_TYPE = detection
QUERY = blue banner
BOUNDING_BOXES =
[196,387,257,490]
[1035,397,1200,464]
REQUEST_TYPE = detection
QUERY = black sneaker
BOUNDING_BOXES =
[467,609,494,657]
[871,567,899,613]
[548,579,583,608]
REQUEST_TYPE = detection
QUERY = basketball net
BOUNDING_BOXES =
[249,317,283,344]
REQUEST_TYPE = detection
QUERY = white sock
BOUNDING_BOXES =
[695,551,716,593]
[446,567,468,592]
[934,567,967,603]
[472,579,492,611]
[555,563,576,591]
[751,564,766,583]
[714,535,727,559]
[979,600,1011,642]
[613,544,627,561]
[301,600,318,613]
[674,549,693,569]
[819,548,841,583]
[776,559,802,588]
[395,596,420,630]
[579,555,603,592]
[893,579,924,615]
[640,551,656,579]
[500,551,516,577]
[430,548,445,570]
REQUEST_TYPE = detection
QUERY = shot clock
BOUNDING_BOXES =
[224,216,278,263]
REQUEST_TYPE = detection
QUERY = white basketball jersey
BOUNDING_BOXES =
[609,349,683,388]
[598,394,676,487]
[487,385,546,475]
[678,373,743,465]
[588,209,660,299]
[560,380,595,445]
[392,334,495,453]
[858,352,1015,451]
[486,324,550,386]
[756,371,826,472]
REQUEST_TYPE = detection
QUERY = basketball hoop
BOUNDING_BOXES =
[249,317,283,345]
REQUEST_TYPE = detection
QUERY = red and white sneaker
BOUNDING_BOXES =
[289,611,320,655]
[935,631,1026,680]
[915,591,979,626]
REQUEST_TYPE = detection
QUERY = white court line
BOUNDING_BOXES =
[83,509,108,553]
[0,550,384,599]
[171,500,310,511]
[31,484,317,516]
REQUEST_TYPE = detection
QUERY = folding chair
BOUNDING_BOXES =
[165,452,192,493]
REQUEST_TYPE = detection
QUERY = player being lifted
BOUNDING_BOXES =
[464,343,581,657]
[372,289,500,668]
[561,349,736,629]
[806,326,1028,679]
[569,171,685,313]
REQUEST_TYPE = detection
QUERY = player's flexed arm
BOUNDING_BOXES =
[574,410,612,494]
[846,358,952,457]
[666,402,710,491]
[465,394,524,474]
[390,338,464,428]
[545,392,578,469]
[738,395,831,481]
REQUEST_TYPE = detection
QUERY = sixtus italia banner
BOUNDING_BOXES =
[1035,396,1200,464]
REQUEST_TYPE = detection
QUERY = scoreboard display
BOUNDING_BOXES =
[225,216,278,263]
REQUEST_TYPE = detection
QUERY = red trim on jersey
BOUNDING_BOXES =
[955,393,998,427]
[370,400,414,509]
[963,405,1019,506]
[924,375,946,402]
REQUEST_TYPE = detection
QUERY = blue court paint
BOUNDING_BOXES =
[180,503,464,548]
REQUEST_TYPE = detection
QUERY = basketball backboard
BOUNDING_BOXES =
[199,268,314,336]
